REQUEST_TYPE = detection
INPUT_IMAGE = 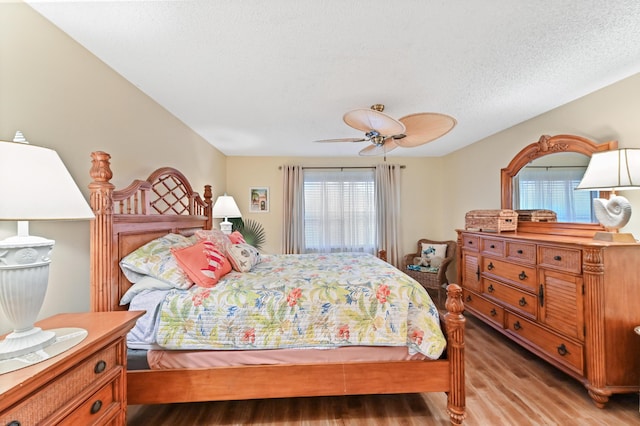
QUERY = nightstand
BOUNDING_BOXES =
[0,311,142,425]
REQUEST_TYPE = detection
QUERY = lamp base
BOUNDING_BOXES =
[0,233,55,361]
[0,326,56,360]
[593,231,637,243]
[219,220,233,235]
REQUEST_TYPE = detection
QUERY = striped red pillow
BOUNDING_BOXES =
[172,241,232,288]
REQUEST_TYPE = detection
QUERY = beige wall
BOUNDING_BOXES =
[2,2,639,336]
[0,3,226,333]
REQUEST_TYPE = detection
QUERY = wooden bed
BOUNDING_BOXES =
[88,151,467,425]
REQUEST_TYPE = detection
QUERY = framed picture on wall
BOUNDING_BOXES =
[249,187,269,213]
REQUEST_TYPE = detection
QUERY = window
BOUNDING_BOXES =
[303,169,376,253]
[516,166,595,222]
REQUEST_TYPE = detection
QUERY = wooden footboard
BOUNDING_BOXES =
[127,285,465,424]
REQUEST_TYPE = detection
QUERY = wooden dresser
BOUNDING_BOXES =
[0,311,142,425]
[457,229,640,408]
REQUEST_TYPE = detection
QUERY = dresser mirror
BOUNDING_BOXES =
[500,134,617,234]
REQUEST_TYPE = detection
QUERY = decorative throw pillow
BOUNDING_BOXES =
[172,240,232,288]
[228,230,246,244]
[119,233,194,289]
[194,229,232,252]
[226,243,261,272]
[421,243,447,264]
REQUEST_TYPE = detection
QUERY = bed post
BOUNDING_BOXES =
[203,184,213,230]
[444,283,466,425]
[89,151,115,312]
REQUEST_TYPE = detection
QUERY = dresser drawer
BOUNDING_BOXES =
[482,257,537,292]
[463,289,505,328]
[483,278,537,318]
[538,245,581,274]
[59,375,122,426]
[481,237,505,257]
[506,241,536,264]
[462,234,480,252]
[505,312,584,375]
[0,343,120,425]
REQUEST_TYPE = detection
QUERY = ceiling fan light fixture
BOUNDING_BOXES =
[359,138,397,156]
[314,104,456,156]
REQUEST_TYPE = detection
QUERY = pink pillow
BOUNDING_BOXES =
[229,231,246,244]
[172,241,231,288]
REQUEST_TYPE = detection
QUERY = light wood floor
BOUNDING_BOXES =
[127,315,639,425]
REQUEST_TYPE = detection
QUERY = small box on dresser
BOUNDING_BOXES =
[0,311,142,426]
[465,209,518,232]
[516,209,557,222]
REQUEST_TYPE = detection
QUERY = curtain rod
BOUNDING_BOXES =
[278,165,405,170]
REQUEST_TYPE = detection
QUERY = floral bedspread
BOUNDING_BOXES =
[155,253,446,359]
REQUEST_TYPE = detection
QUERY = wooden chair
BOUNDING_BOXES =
[400,238,457,309]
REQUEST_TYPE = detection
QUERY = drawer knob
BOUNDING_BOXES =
[518,271,528,280]
[518,297,527,307]
[557,344,569,356]
[7,421,21,426]
[467,240,474,245]
[487,284,495,293]
[90,400,103,415]
[553,255,562,261]
[517,249,523,254]
[513,321,522,331]
[487,262,495,271]
[490,244,495,249]
[94,360,107,374]
[465,295,472,302]
[490,308,497,317]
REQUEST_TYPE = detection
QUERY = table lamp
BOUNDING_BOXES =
[0,132,94,360]
[575,148,640,242]
[212,194,241,234]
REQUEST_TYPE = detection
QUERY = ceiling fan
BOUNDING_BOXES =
[315,104,457,156]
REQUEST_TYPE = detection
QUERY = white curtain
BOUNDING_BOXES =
[282,165,304,254]
[375,164,402,267]
[516,166,593,222]
[303,169,376,254]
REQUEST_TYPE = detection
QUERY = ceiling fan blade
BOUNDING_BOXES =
[358,138,398,156]
[314,137,367,143]
[343,108,406,135]
[396,113,457,147]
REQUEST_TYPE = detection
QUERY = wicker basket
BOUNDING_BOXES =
[465,209,518,232]
[516,209,557,222]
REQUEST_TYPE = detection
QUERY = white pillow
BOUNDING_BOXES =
[421,243,447,262]
[120,276,175,305]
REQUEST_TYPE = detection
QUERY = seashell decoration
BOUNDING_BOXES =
[593,195,632,230]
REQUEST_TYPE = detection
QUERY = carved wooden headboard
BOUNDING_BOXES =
[88,151,213,313]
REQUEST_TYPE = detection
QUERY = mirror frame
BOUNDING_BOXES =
[501,134,618,236]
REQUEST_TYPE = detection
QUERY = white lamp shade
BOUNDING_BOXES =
[0,140,94,220]
[212,195,242,219]
[576,148,640,191]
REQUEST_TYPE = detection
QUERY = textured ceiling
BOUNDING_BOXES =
[26,1,640,157]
